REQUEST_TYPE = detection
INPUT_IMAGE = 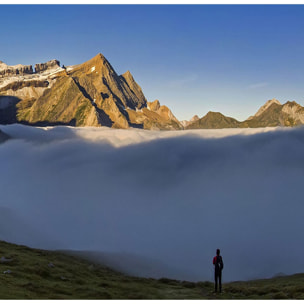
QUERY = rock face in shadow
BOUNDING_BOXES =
[0,54,182,130]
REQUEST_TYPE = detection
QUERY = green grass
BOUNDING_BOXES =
[0,240,303,299]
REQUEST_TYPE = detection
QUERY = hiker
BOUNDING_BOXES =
[213,248,224,293]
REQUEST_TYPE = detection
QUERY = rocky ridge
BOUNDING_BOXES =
[0,59,61,80]
[0,54,183,130]
[0,61,33,77]
[185,98,304,129]
[34,60,61,73]
[186,111,241,129]
[1,54,304,130]
[250,98,281,118]
[239,99,304,128]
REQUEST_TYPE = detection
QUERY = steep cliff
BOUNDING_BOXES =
[0,54,181,130]
[0,61,33,77]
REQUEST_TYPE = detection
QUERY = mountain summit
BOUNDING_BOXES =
[186,111,241,129]
[248,98,282,119]
[0,53,182,130]
[1,54,304,130]
[241,99,304,128]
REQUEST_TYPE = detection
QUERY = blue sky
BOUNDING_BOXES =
[1,4,304,121]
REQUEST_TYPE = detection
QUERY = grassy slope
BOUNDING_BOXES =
[0,240,304,299]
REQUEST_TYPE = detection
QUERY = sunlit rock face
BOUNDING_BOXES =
[0,54,182,130]
[0,61,33,77]
[34,60,61,73]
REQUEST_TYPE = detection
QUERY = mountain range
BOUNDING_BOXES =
[183,98,304,129]
[1,53,304,130]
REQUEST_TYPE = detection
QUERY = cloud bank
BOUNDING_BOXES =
[0,124,303,282]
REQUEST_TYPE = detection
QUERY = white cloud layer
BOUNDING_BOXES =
[0,124,303,282]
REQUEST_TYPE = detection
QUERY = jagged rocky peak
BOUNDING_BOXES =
[75,53,114,74]
[254,98,281,117]
[147,100,160,112]
[284,100,300,107]
[0,60,6,68]
[265,98,281,106]
[190,115,200,122]
[0,60,33,77]
[282,101,303,116]
[35,60,60,73]
[122,70,134,82]
[70,53,147,110]
[180,115,200,128]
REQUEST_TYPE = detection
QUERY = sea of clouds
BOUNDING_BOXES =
[0,124,303,282]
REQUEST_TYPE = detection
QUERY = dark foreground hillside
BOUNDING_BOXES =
[0,240,303,299]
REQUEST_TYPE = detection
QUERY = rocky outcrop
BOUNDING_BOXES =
[0,80,49,92]
[247,98,281,120]
[181,115,199,128]
[125,99,183,130]
[127,101,183,130]
[281,101,304,124]
[0,61,33,77]
[35,60,60,73]
[0,59,61,80]
[147,100,161,112]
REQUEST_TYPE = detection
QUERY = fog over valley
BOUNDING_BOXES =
[0,124,303,282]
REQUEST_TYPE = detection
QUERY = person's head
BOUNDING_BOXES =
[216,249,220,256]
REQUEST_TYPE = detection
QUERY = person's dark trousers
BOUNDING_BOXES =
[214,270,222,292]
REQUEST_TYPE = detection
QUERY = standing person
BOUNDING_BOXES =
[213,248,224,293]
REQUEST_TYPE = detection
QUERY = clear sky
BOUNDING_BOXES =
[1,4,304,121]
